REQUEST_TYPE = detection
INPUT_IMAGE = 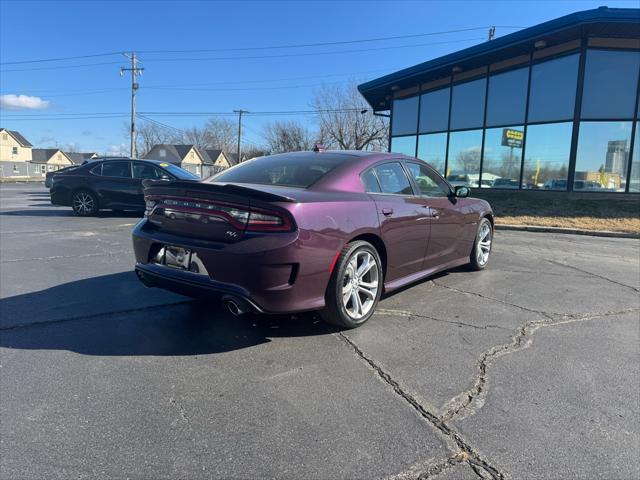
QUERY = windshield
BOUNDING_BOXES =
[161,163,200,180]
[212,153,345,188]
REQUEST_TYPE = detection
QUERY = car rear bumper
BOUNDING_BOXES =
[131,219,335,314]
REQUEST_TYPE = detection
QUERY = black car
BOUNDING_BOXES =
[50,157,199,216]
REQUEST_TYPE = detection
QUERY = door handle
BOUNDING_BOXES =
[381,208,394,216]
[430,209,441,218]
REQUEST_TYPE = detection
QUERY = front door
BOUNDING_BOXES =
[404,161,467,269]
[364,162,430,282]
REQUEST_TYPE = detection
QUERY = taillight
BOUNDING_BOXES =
[145,196,293,232]
[246,209,291,232]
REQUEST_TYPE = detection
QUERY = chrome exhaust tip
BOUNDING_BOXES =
[222,296,249,316]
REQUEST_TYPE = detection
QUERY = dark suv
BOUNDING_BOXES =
[50,157,199,216]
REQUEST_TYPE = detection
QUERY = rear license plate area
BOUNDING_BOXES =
[152,245,209,276]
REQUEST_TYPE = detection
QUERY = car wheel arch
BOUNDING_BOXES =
[346,233,387,280]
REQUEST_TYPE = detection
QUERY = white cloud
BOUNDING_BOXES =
[106,144,128,156]
[0,94,50,110]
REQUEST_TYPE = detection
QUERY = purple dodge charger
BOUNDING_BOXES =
[132,150,493,328]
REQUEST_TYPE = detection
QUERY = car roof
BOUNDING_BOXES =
[87,157,171,166]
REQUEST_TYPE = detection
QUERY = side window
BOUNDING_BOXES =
[361,168,381,193]
[132,163,167,179]
[372,162,413,195]
[406,162,450,197]
[90,164,102,175]
[101,161,131,178]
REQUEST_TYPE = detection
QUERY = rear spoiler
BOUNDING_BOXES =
[142,179,297,203]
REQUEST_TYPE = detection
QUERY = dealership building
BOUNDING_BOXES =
[358,7,640,193]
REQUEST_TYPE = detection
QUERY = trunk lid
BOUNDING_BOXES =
[142,180,297,243]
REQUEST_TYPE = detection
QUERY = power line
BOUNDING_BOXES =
[120,52,144,157]
[0,51,124,66]
[1,36,484,73]
[136,26,510,54]
[138,37,486,64]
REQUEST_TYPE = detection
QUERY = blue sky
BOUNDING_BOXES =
[0,0,637,154]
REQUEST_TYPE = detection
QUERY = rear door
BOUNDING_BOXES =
[404,161,467,269]
[96,161,139,207]
[364,162,430,282]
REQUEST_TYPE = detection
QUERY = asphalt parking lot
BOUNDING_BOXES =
[1,182,639,480]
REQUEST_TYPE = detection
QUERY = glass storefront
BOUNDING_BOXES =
[522,122,573,190]
[416,133,447,174]
[446,129,483,187]
[574,121,633,192]
[390,135,416,156]
[387,46,638,192]
[482,126,524,188]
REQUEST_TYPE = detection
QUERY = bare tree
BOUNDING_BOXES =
[203,118,237,152]
[312,82,389,151]
[132,121,179,157]
[181,126,209,149]
[262,120,316,153]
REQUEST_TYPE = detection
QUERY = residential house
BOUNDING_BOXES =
[200,149,234,176]
[0,128,33,178]
[30,149,74,177]
[67,152,99,165]
[143,144,209,177]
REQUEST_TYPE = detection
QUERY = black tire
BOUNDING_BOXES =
[71,190,99,216]
[319,240,383,329]
[469,217,492,271]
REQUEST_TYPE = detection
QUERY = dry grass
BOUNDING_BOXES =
[495,215,640,233]
[473,190,640,234]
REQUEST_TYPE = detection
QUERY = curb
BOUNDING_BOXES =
[496,224,640,239]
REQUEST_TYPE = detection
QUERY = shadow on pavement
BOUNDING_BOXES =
[0,271,333,356]
[0,209,142,218]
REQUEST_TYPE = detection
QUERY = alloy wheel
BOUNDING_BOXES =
[476,222,492,266]
[73,192,94,215]
[341,250,379,320]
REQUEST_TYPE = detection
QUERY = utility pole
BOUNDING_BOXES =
[488,26,496,41]
[233,109,249,163]
[121,52,144,158]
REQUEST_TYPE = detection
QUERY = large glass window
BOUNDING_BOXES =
[419,87,450,133]
[574,122,632,192]
[522,122,573,190]
[405,162,449,197]
[482,126,524,188]
[450,78,486,130]
[581,50,640,120]
[528,54,579,123]
[373,162,413,195]
[629,123,640,192]
[392,96,419,136]
[486,67,529,127]
[446,129,483,187]
[390,135,417,156]
[417,133,447,174]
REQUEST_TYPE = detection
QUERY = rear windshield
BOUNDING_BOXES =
[160,164,200,180]
[212,154,345,188]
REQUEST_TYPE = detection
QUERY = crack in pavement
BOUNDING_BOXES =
[431,281,556,320]
[337,332,504,480]
[375,308,510,331]
[385,452,473,480]
[546,259,640,293]
[440,307,640,423]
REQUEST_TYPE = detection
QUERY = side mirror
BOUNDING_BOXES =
[455,186,470,198]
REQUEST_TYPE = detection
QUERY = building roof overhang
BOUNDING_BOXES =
[358,7,639,111]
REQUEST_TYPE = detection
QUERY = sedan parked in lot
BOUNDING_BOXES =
[50,158,199,215]
[132,151,493,328]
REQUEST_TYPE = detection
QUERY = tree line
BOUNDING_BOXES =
[134,83,389,159]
